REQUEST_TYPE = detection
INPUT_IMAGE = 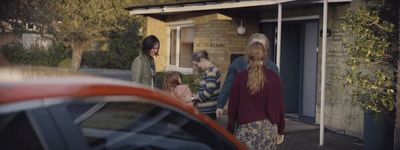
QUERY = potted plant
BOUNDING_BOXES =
[342,2,396,150]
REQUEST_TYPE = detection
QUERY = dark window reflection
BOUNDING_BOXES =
[67,99,236,150]
[0,112,44,150]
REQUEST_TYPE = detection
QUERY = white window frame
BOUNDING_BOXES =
[166,20,194,74]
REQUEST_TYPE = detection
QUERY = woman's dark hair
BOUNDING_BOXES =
[192,50,209,62]
[142,35,160,56]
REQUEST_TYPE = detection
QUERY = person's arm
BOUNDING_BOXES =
[217,64,237,108]
[198,69,220,102]
[277,78,285,135]
[175,85,193,102]
[268,73,285,135]
[227,75,241,133]
[131,58,142,83]
[266,59,280,76]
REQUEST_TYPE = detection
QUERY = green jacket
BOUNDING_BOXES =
[131,54,156,87]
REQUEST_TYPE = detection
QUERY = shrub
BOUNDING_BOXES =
[342,3,396,115]
[81,21,141,69]
[1,42,72,67]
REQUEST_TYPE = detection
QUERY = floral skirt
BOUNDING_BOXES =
[235,119,278,150]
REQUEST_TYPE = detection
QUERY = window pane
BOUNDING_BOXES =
[170,29,177,65]
[67,96,237,150]
[0,112,44,150]
[179,27,194,68]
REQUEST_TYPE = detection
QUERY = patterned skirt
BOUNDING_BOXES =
[235,119,278,150]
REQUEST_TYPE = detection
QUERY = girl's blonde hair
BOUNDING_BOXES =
[163,71,181,92]
[246,42,267,95]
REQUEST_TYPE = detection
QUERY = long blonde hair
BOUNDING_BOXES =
[246,42,267,95]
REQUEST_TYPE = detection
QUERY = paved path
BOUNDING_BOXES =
[277,117,363,150]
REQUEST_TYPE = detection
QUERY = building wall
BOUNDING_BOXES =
[319,4,364,138]
[260,4,364,138]
[147,12,259,81]
[192,13,259,80]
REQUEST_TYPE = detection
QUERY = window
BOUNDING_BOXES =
[67,96,237,150]
[0,112,44,150]
[168,22,194,73]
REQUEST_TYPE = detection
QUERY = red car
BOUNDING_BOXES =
[0,76,246,150]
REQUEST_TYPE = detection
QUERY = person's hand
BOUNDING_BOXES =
[277,134,284,145]
[192,94,200,101]
[216,108,224,118]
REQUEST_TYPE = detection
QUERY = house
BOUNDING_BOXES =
[126,0,363,139]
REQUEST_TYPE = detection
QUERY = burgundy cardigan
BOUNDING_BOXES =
[227,68,285,135]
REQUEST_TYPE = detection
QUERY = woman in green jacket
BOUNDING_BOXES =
[131,35,160,88]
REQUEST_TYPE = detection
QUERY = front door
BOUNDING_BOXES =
[280,22,301,113]
[301,22,318,121]
[260,20,318,121]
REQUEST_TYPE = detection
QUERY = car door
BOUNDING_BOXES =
[0,100,72,150]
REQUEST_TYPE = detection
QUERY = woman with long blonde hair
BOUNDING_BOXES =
[227,42,285,150]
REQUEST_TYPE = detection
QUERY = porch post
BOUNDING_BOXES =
[276,1,282,70]
[319,0,328,146]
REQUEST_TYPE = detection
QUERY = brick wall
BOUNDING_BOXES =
[318,4,364,138]
[192,14,259,80]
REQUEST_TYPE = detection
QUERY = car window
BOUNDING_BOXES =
[0,112,44,150]
[66,96,237,150]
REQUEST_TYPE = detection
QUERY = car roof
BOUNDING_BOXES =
[0,76,147,103]
[0,76,246,149]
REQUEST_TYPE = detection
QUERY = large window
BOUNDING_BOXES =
[168,22,194,72]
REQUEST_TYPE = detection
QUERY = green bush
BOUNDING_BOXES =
[81,21,141,69]
[181,73,201,93]
[342,3,396,115]
[1,42,72,67]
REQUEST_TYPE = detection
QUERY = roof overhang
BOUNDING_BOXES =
[128,0,352,15]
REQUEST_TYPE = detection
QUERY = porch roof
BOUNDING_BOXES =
[126,0,351,15]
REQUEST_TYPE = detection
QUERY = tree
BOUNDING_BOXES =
[0,0,55,34]
[1,0,137,70]
[54,0,135,70]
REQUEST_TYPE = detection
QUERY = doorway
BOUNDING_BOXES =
[260,20,318,122]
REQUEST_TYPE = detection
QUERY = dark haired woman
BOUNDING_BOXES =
[191,50,221,120]
[132,35,160,88]
[227,42,285,150]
